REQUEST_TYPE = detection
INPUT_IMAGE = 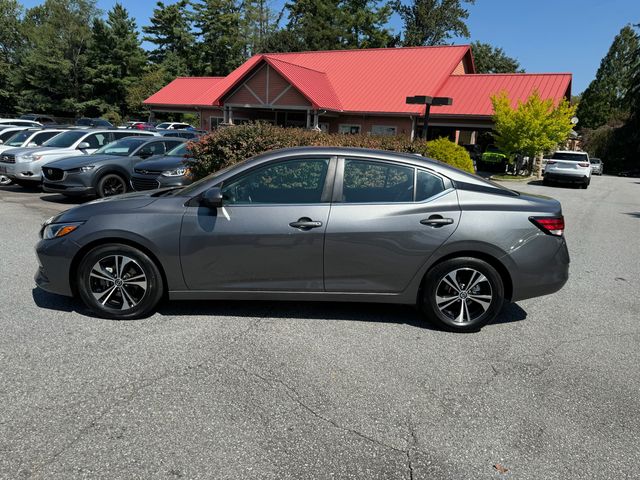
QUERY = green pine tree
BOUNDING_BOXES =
[471,41,523,74]
[393,0,475,47]
[143,0,196,76]
[193,0,245,76]
[285,0,344,51]
[576,25,639,129]
[341,0,395,49]
[86,4,147,117]
[0,0,23,113]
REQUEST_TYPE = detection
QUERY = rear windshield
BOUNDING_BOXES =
[551,152,588,161]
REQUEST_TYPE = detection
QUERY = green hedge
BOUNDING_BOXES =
[186,122,474,179]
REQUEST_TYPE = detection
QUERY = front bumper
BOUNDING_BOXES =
[43,182,96,196]
[130,173,192,191]
[0,162,42,181]
[34,237,76,297]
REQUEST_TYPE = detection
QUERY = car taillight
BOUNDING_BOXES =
[546,160,556,165]
[530,216,564,236]
[578,162,590,167]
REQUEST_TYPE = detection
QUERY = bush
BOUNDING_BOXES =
[186,123,474,179]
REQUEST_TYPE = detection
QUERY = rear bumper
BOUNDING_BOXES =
[544,172,589,183]
[508,235,570,302]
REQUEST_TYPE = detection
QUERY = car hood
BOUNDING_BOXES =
[25,147,77,157]
[50,190,161,223]
[1,146,41,156]
[135,155,187,171]
[45,154,126,170]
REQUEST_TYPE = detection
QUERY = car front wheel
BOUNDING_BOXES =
[421,257,505,332]
[97,173,127,198]
[0,175,12,186]
[77,244,164,319]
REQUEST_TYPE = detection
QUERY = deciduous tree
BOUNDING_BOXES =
[491,90,576,178]
[0,0,23,112]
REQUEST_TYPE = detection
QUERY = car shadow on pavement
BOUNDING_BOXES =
[32,287,527,330]
[39,194,89,205]
[625,212,640,219]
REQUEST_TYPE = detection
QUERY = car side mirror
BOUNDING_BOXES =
[201,187,224,209]
[77,142,90,150]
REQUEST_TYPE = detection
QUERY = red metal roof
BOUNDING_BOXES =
[433,73,572,116]
[143,77,225,107]
[144,46,572,118]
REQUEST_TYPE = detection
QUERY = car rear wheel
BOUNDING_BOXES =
[97,173,127,198]
[77,244,164,319]
[421,257,505,332]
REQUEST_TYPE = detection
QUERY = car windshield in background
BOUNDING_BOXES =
[42,131,86,148]
[75,119,93,126]
[167,143,188,156]
[0,130,20,142]
[4,131,31,146]
[590,158,601,164]
[95,138,147,156]
[551,152,588,161]
[156,123,171,129]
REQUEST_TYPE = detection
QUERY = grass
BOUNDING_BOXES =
[490,173,535,181]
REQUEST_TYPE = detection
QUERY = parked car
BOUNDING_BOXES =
[479,145,508,171]
[0,128,67,186]
[131,142,193,191]
[543,151,591,188]
[155,122,193,130]
[19,114,57,124]
[0,126,30,146]
[154,129,203,139]
[34,147,569,332]
[75,118,114,128]
[42,137,186,197]
[618,168,640,177]
[589,157,603,175]
[0,118,42,127]
[0,129,158,187]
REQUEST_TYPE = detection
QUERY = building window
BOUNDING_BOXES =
[210,117,224,130]
[318,122,330,133]
[371,125,397,136]
[339,124,361,135]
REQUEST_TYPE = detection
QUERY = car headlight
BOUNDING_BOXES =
[41,221,84,240]
[21,154,43,162]
[68,165,95,173]
[161,167,188,177]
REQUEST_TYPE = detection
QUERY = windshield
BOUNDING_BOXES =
[167,143,188,156]
[5,131,32,146]
[95,138,147,156]
[0,130,20,142]
[551,152,588,161]
[590,158,601,164]
[156,123,171,129]
[76,118,92,126]
[42,130,86,148]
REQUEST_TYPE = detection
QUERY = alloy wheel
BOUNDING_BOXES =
[101,176,125,196]
[435,268,493,324]
[89,255,148,310]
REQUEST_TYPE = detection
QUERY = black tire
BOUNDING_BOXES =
[97,173,127,198]
[77,243,164,320]
[420,257,505,332]
[542,177,551,186]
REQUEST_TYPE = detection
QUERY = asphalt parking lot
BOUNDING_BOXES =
[0,175,638,479]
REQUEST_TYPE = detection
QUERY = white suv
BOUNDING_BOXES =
[543,151,591,189]
[0,129,157,186]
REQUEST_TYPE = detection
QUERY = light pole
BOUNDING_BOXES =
[406,96,453,140]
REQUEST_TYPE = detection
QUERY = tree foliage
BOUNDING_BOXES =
[0,0,23,112]
[471,41,522,73]
[576,25,639,130]
[491,91,577,178]
[393,0,474,46]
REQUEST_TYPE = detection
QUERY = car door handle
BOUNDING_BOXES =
[420,216,454,227]
[289,218,323,230]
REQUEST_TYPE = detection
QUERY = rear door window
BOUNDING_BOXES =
[342,159,414,203]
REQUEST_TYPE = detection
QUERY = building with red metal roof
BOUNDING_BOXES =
[144,45,571,143]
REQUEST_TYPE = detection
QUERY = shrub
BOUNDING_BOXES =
[186,123,474,179]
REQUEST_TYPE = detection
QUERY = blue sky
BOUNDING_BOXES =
[20,0,640,93]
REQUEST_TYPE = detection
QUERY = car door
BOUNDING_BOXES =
[324,157,461,293]
[180,156,335,291]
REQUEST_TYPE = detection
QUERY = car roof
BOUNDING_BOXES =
[555,150,587,154]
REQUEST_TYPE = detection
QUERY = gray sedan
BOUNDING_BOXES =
[34,147,569,332]
[41,137,186,197]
